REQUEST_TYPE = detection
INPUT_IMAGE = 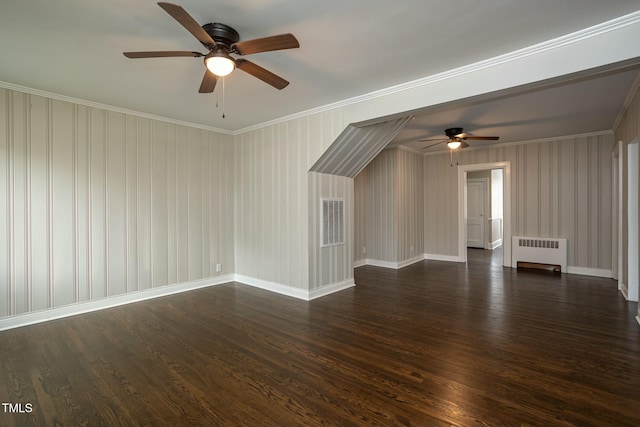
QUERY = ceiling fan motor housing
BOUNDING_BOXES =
[202,23,240,48]
[445,127,464,138]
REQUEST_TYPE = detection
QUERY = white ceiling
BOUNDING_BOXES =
[1,0,640,135]
[389,66,640,152]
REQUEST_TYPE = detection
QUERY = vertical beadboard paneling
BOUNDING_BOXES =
[1,87,235,322]
[106,111,127,297]
[424,153,458,256]
[367,149,397,262]
[524,143,539,236]
[599,137,613,270]
[187,128,203,281]
[151,120,169,287]
[11,92,27,314]
[353,169,367,263]
[0,89,8,317]
[234,110,345,290]
[136,117,152,290]
[29,95,49,311]
[126,115,139,292]
[559,139,576,264]
[207,131,218,275]
[201,131,210,278]
[575,138,590,267]
[175,125,189,284]
[50,100,74,307]
[166,123,177,285]
[89,108,106,299]
[538,141,551,236]
[396,149,424,261]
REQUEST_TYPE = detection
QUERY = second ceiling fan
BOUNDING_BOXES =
[123,2,300,93]
[421,127,499,150]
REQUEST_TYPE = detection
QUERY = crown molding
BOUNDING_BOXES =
[235,10,640,135]
[0,80,234,135]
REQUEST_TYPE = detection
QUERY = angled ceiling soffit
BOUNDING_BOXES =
[309,115,413,178]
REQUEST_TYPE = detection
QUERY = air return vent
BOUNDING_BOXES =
[322,199,344,247]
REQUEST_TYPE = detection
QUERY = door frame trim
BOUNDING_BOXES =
[457,161,511,266]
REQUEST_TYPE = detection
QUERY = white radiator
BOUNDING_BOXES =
[511,236,567,272]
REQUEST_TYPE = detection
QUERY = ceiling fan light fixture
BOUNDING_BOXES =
[447,139,462,149]
[205,52,235,76]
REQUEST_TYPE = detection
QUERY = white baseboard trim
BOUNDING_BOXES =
[233,274,354,301]
[566,266,613,278]
[0,275,235,331]
[397,255,425,269]
[233,274,309,300]
[353,259,367,268]
[357,255,424,270]
[424,253,463,262]
[620,284,629,300]
[488,239,503,250]
[364,258,400,269]
[309,279,355,300]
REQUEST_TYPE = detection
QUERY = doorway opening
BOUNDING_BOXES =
[466,169,504,265]
[457,161,511,266]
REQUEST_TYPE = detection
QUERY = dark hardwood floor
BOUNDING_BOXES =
[2,250,639,426]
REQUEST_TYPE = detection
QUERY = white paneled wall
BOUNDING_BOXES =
[423,152,459,257]
[234,110,346,292]
[363,149,398,262]
[0,88,234,319]
[308,172,353,290]
[353,168,368,264]
[424,134,615,269]
[354,148,424,266]
[396,149,424,263]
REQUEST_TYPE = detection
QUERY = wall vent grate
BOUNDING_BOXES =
[322,199,344,247]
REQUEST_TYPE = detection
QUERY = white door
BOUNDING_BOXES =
[467,180,486,248]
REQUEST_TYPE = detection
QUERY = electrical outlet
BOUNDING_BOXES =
[410,245,414,253]
[362,246,366,254]
[216,263,221,273]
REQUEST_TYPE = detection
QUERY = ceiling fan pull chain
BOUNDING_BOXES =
[222,76,226,119]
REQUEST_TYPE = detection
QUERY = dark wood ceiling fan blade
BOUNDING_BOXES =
[421,141,445,150]
[463,136,499,140]
[236,59,289,89]
[232,34,299,55]
[199,70,218,93]
[123,51,203,58]
[158,2,216,47]
[418,137,446,142]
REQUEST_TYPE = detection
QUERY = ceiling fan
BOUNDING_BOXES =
[123,2,300,93]
[420,127,499,150]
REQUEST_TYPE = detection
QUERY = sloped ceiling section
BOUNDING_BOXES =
[310,116,413,178]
